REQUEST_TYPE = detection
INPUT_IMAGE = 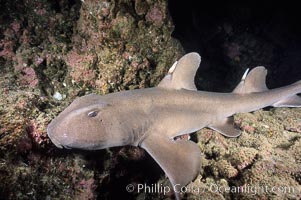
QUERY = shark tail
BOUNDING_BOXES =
[233,67,301,107]
[272,80,301,107]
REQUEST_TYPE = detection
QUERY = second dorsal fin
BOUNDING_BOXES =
[158,52,201,90]
[233,66,268,94]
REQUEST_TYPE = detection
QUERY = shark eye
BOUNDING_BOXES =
[88,111,98,117]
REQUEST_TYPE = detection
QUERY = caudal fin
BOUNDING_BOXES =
[273,80,301,107]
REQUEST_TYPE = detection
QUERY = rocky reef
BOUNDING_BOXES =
[186,108,301,199]
[0,0,300,199]
[0,0,182,199]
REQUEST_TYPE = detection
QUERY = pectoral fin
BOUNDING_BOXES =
[208,117,241,137]
[140,132,201,199]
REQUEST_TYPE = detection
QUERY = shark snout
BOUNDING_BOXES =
[47,121,64,149]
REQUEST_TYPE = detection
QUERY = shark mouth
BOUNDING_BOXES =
[48,137,63,149]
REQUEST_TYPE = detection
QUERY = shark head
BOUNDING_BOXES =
[47,94,133,150]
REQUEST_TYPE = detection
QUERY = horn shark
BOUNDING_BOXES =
[47,52,301,199]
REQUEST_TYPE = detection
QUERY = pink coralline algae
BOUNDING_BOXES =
[241,124,255,134]
[0,21,21,60]
[145,5,163,26]
[26,120,47,146]
[34,8,47,16]
[0,40,15,59]
[65,51,96,86]
[75,178,96,199]
[34,56,44,66]
[20,67,39,88]
[11,21,21,34]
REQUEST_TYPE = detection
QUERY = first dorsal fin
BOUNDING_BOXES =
[233,66,268,94]
[158,52,201,90]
